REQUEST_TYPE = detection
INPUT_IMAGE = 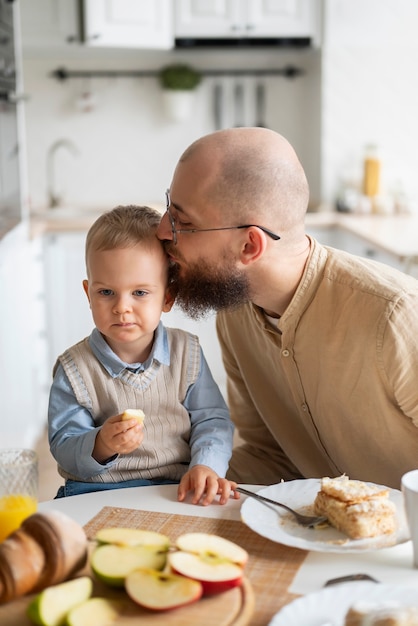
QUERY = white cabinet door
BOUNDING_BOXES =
[175,0,318,39]
[19,0,81,48]
[83,0,173,49]
[43,233,93,374]
[0,226,48,448]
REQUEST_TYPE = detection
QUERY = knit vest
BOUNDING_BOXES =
[56,328,200,483]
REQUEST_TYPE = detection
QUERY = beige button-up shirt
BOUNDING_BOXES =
[218,237,418,489]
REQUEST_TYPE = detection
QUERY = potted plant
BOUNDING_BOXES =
[158,64,202,122]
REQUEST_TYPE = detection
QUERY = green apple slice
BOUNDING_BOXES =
[91,544,167,587]
[27,576,93,626]
[66,598,122,626]
[125,568,202,611]
[94,527,170,548]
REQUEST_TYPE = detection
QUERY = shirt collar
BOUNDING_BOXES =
[88,322,170,378]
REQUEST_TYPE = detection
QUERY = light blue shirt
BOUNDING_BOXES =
[48,323,234,480]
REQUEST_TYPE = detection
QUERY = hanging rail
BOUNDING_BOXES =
[51,65,304,81]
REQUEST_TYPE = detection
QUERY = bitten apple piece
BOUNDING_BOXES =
[125,568,202,611]
[91,544,168,587]
[94,527,170,548]
[66,597,122,626]
[168,533,248,596]
[121,409,145,425]
[27,576,93,626]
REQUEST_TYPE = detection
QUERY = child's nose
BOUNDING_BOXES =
[113,296,132,314]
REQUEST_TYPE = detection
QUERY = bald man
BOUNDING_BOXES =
[157,127,418,490]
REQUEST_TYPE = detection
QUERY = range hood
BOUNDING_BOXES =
[175,36,312,49]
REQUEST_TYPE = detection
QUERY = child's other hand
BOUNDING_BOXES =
[177,465,240,506]
[93,414,144,462]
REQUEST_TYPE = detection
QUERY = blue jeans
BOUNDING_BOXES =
[55,477,179,498]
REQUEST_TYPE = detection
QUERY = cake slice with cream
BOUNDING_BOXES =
[313,475,396,539]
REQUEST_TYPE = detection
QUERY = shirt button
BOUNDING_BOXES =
[282,349,290,357]
[301,403,308,411]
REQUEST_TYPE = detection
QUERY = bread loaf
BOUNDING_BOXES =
[314,476,396,539]
[0,511,88,604]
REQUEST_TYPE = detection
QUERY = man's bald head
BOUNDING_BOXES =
[177,127,310,234]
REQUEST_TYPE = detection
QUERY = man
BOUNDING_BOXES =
[157,127,418,489]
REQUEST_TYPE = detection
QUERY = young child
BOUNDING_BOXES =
[48,205,238,505]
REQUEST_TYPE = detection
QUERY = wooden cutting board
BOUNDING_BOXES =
[0,506,306,626]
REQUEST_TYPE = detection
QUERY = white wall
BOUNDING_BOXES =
[21,47,321,212]
[321,0,418,210]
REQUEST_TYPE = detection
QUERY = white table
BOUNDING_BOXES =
[38,483,253,526]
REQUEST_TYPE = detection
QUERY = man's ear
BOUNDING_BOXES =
[162,286,175,313]
[82,279,91,304]
[239,226,267,266]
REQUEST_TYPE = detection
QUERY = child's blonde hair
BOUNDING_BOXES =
[85,205,162,264]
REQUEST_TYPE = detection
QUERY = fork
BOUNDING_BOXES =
[236,486,328,528]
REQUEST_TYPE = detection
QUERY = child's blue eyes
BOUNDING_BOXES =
[98,290,147,297]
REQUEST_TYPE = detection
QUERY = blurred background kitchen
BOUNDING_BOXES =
[1,0,418,497]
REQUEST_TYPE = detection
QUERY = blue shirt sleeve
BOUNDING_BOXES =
[184,348,234,477]
[48,363,118,478]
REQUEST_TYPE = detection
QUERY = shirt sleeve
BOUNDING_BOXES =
[184,348,234,477]
[48,363,118,479]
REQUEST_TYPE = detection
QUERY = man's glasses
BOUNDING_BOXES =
[165,190,281,245]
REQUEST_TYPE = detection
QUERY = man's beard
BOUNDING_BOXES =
[168,253,251,320]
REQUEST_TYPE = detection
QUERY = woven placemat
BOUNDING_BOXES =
[84,506,306,625]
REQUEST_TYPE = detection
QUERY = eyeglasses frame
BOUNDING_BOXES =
[164,189,280,245]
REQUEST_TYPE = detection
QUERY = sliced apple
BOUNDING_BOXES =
[66,597,122,626]
[121,409,145,425]
[125,568,202,611]
[26,576,93,626]
[168,532,248,595]
[91,543,168,587]
[94,527,169,548]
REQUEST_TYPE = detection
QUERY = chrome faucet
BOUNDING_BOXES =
[46,139,80,208]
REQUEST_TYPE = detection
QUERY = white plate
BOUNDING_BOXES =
[269,581,418,626]
[240,479,409,552]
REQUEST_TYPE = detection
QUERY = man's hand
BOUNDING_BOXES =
[93,413,144,463]
[177,465,240,506]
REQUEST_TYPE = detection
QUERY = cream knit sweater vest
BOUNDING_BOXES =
[57,328,200,482]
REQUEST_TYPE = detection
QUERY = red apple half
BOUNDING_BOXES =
[125,568,203,611]
[168,532,248,595]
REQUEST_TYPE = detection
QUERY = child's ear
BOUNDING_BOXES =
[162,287,175,313]
[82,279,91,304]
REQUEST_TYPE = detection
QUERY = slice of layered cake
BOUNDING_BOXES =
[345,601,418,625]
[313,475,396,539]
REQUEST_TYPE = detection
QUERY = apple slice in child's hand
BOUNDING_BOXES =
[91,544,168,587]
[66,597,122,626]
[168,532,249,595]
[125,568,203,611]
[26,576,93,626]
[121,409,145,425]
[94,527,169,548]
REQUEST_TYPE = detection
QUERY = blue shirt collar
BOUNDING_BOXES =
[88,322,170,378]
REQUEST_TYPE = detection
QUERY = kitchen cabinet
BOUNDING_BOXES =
[0,226,49,448]
[19,0,81,48]
[43,232,93,374]
[83,0,173,49]
[175,0,320,42]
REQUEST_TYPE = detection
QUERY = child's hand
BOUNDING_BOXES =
[177,465,240,506]
[93,414,144,463]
